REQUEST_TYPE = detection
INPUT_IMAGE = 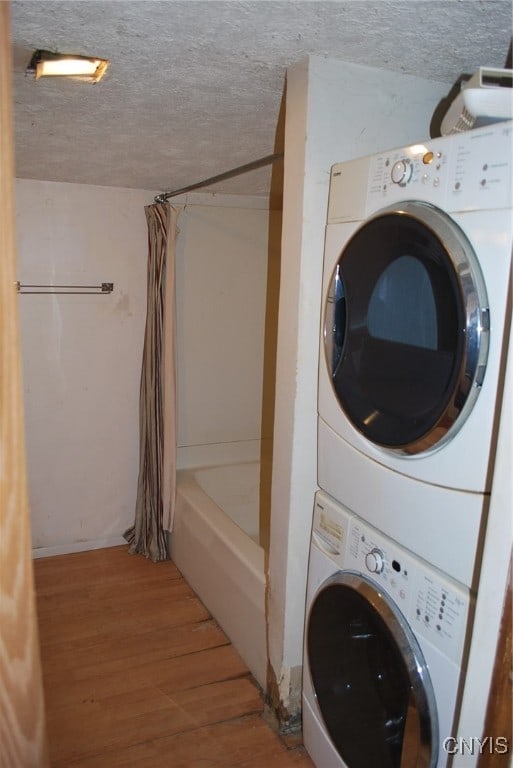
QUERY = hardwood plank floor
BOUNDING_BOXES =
[34,547,314,767]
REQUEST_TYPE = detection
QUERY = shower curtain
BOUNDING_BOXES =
[124,203,178,562]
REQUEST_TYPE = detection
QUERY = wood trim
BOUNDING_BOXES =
[478,558,512,767]
[0,4,49,765]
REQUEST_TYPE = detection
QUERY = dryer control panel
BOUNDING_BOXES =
[328,119,513,222]
[367,142,451,210]
[312,492,472,666]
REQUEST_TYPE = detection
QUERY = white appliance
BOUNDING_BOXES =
[303,491,473,768]
[440,67,513,135]
[318,121,513,586]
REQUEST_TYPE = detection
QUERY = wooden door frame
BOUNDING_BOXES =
[0,4,49,765]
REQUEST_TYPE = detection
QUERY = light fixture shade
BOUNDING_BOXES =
[27,49,109,83]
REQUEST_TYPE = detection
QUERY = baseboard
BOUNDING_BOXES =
[32,536,127,559]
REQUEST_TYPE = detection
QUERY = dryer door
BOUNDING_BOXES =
[324,202,489,454]
[306,571,438,768]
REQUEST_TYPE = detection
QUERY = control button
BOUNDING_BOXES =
[423,151,434,164]
[391,159,412,185]
[365,548,385,574]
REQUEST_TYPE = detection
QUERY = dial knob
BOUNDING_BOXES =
[391,159,412,185]
[365,548,385,574]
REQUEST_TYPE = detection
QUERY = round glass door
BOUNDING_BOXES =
[307,572,438,768]
[324,202,489,454]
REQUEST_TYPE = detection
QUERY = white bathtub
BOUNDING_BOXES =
[171,461,267,689]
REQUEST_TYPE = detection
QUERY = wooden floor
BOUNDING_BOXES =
[34,546,314,768]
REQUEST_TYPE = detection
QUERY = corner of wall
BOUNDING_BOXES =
[265,660,303,734]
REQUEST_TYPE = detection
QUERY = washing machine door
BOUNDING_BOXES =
[306,571,438,768]
[324,201,489,454]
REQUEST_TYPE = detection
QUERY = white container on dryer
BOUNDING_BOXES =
[318,122,513,584]
[303,491,473,768]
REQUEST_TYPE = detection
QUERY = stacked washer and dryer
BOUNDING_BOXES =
[303,121,513,768]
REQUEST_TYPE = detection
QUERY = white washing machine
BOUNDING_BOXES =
[318,121,513,586]
[303,491,473,768]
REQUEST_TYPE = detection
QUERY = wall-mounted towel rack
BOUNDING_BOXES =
[16,282,114,295]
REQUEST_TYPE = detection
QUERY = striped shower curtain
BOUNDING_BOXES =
[124,203,178,562]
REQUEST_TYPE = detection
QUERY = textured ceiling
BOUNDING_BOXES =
[10,0,513,197]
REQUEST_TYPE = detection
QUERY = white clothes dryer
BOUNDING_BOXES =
[318,122,513,585]
[303,491,473,768]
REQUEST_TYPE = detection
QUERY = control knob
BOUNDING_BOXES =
[391,159,412,186]
[365,548,385,574]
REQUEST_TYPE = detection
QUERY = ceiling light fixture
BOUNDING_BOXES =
[26,49,109,83]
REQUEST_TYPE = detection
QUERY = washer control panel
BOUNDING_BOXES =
[347,518,471,664]
[312,492,471,665]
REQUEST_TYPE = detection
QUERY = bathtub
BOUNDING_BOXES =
[171,461,267,689]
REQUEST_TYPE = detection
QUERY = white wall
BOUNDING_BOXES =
[16,179,152,556]
[268,56,452,721]
[175,197,270,469]
[16,181,270,556]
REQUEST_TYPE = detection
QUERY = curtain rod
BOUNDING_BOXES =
[154,152,284,204]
